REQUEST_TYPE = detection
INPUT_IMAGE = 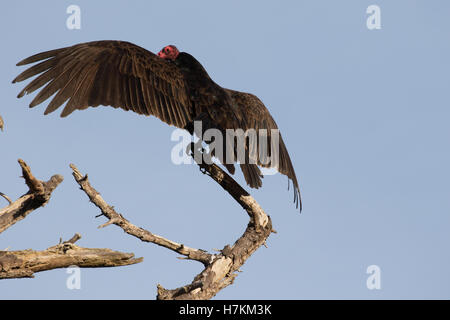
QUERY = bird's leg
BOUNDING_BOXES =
[186,141,209,175]
[185,112,216,167]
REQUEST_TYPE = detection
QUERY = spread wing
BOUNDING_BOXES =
[12,40,193,128]
[227,89,302,210]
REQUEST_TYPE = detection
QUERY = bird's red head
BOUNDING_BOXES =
[157,45,179,61]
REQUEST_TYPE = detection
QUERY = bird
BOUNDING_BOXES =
[12,40,302,210]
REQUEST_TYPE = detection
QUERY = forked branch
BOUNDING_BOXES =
[70,160,273,300]
[0,159,63,234]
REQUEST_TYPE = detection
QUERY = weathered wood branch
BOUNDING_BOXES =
[0,160,143,280]
[70,164,213,265]
[0,233,142,279]
[157,161,273,300]
[0,159,63,234]
[70,160,273,300]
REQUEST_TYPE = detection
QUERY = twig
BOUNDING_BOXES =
[63,233,82,244]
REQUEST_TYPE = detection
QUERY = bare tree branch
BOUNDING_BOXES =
[0,159,63,234]
[0,115,4,132]
[70,160,273,300]
[157,161,273,300]
[0,233,142,279]
[70,164,213,266]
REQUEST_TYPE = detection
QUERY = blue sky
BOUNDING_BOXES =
[1,0,449,299]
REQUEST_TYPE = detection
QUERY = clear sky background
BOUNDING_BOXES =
[1,0,449,299]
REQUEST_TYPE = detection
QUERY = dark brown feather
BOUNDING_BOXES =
[226,89,302,210]
[16,48,65,66]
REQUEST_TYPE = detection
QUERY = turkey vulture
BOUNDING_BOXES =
[12,40,302,210]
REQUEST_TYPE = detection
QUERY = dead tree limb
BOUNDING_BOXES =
[0,159,63,234]
[70,161,273,300]
[0,233,142,279]
[0,160,143,280]
[70,164,213,265]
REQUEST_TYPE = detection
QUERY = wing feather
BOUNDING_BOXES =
[227,89,302,210]
[13,40,192,128]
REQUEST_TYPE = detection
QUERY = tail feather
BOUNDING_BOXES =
[240,163,263,189]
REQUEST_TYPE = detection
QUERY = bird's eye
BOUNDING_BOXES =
[165,48,170,54]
